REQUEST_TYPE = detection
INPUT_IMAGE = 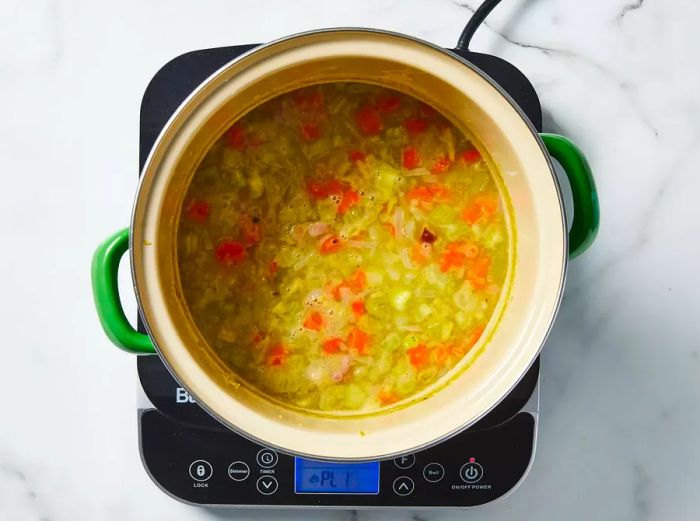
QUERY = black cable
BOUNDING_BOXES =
[456,0,504,51]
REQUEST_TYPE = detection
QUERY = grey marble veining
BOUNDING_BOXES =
[1,0,699,519]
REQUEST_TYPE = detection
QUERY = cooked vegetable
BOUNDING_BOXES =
[177,82,508,413]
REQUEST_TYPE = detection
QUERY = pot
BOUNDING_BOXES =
[92,29,598,461]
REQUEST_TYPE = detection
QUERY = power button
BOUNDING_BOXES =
[459,458,483,483]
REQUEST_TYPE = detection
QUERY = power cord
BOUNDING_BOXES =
[456,0,504,51]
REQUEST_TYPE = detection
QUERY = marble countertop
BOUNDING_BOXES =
[2,0,699,519]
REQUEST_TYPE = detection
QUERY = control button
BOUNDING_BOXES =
[227,461,250,481]
[256,449,279,468]
[393,454,415,470]
[256,475,279,495]
[188,460,213,482]
[423,462,445,483]
[392,476,415,496]
[460,458,484,483]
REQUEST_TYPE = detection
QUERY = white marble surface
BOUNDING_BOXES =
[1,0,699,519]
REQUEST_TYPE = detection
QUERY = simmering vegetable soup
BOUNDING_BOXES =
[177,83,510,413]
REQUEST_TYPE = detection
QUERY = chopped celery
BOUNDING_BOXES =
[390,289,412,311]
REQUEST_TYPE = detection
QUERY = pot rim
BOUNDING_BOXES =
[130,27,568,461]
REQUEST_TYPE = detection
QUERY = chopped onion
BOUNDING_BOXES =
[393,208,404,238]
[308,221,330,237]
[402,167,431,177]
[347,240,377,249]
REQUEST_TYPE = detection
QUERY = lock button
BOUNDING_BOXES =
[189,460,213,482]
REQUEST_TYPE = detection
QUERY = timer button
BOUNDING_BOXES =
[256,449,278,468]
[256,475,279,495]
[188,460,213,482]
[393,454,415,470]
[423,462,445,482]
[460,458,484,483]
[392,476,415,496]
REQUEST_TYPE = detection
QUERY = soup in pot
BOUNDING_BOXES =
[177,83,510,413]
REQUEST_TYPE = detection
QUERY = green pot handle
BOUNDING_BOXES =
[540,133,600,258]
[91,228,155,354]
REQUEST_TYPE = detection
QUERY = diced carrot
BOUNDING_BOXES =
[351,300,366,317]
[404,118,429,136]
[300,122,321,141]
[338,189,361,215]
[320,235,344,254]
[303,311,324,331]
[430,156,451,174]
[466,255,491,288]
[269,261,278,275]
[411,242,432,265]
[266,344,287,366]
[406,184,452,203]
[350,270,366,292]
[433,344,451,365]
[322,337,344,354]
[446,241,479,259]
[185,199,210,223]
[355,105,382,135]
[440,251,466,272]
[402,146,421,169]
[378,390,400,405]
[348,150,366,162]
[406,344,430,368]
[347,327,370,354]
[331,270,366,300]
[461,149,482,164]
[215,241,247,265]
[467,327,485,348]
[461,194,500,224]
[376,95,400,113]
[384,222,396,237]
[226,124,246,149]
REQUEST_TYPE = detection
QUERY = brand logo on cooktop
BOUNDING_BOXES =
[176,387,196,404]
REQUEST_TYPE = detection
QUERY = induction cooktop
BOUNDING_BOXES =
[135,42,543,508]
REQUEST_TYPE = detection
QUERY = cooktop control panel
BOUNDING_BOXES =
[138,355,538,507]
[140,407,534,507]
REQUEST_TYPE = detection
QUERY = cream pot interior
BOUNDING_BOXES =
[131,29,566,460]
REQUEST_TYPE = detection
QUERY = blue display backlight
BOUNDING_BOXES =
[294,459,380,494]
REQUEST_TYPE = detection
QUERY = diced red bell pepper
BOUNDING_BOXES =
[404,118,429,136]
[226,124,246,150]
[338,189,361,215]
[347,327,370,354]
[348,150,366,162]
[185,199,210,223]
[376,95,400,113]
[355,105,383,135]
[300,122,321,141]
[402,146,421,169]
[430,156,451,174]
[461,149,482,164]
[215,241,247,265]
[323,337,344,354]
[266,345,287,366]
[351,300,366,317]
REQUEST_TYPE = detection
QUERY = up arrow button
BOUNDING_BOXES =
[392,476,415,496]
